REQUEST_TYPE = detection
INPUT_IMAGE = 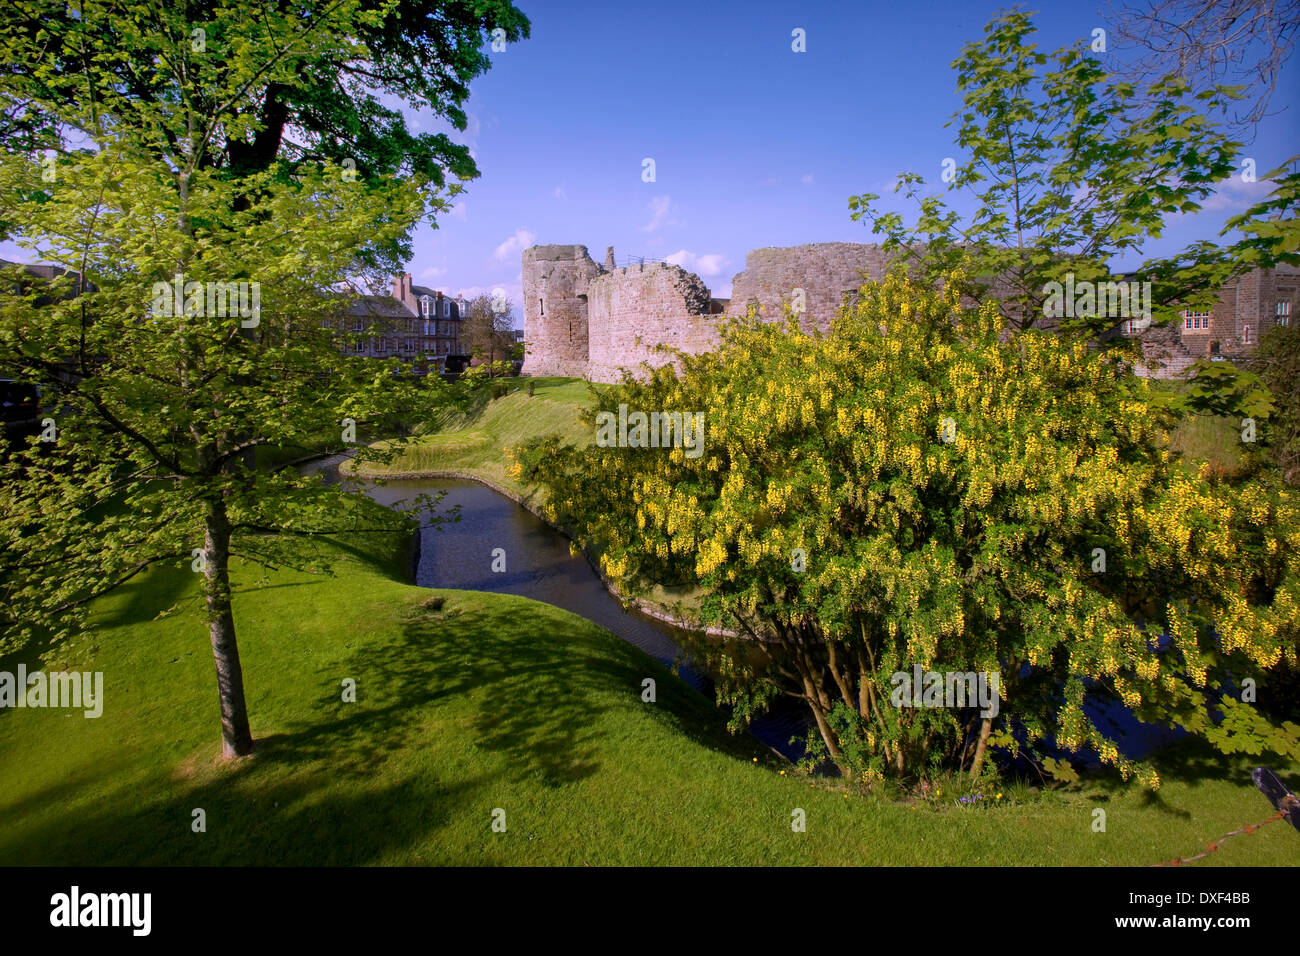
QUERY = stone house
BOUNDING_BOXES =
[1121,264,1299,377]
[333,273,467,373]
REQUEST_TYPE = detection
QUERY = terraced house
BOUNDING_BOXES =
[337,273,468,373]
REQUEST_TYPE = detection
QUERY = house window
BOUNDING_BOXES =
[1278,300,1292,327]
[420,296,430,317]
[441,299,450,318]
[1182,310,1211,330]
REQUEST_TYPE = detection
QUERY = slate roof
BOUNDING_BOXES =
[344,294,415,318]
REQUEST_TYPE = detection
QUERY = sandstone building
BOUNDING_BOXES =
[520,243,1297,383]
[334,273,468,373]
[1125,265,1298,377]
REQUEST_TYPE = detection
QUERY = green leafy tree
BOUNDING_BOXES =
[847,11,1296,344]
[462,291,516,369]
[0,0,529,268]
[1249,322,1300,484]
[0,0,515,756]
[516,274,1300,785]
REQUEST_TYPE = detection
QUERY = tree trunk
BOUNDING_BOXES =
[969,715,993,780]
[203,497,254,757]
[801,673,843,764]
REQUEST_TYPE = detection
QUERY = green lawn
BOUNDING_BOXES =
[343,376,599,505]
[1,523,1295,866]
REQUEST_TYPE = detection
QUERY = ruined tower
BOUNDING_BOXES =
[521,244,604,377]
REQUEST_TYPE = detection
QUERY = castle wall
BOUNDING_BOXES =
[726,242,896,331]
[522,242,1298,384]
[584,261,719,383]
[521,244,603,377]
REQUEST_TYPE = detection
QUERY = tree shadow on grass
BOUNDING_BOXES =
[0,590,773,865]
[1058,734,1296,823]
[0,757,489,865]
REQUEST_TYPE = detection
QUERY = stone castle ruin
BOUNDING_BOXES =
[521,242,1298,383]
[521,242,896,382]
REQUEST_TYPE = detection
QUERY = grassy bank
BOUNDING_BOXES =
[1,520,1294,865]
[342,377,598,506]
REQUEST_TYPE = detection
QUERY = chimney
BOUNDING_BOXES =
[604,246,616,271]
[392,272,414,311]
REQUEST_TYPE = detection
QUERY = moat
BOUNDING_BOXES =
[303,458,810,759]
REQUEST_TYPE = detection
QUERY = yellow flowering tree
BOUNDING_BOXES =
[517,273,1300,785]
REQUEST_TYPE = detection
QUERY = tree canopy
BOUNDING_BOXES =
[517,274,1300,785]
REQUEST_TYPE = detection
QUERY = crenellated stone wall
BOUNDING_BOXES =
[523,241,904,382]
[584,261,718,381]
[521,241,1296,383]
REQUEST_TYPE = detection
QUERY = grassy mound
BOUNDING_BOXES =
[343,377,598,501]
[0,522,1295,865]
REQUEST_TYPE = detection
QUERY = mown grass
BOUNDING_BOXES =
[343,377,599,504]
[1148,380,1245,474]
[0,520,1295,866]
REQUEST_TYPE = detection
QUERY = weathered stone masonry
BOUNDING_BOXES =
[521,241,1298,383]
[522,241,899,382]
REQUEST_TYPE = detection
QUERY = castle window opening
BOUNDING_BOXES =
[1278,299,1292,326]
[540,298,545,316]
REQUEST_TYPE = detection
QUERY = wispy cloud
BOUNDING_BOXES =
[666,249,730,277]
[801,173,815,186]
[1195,175,1276,214]
[494,227,536,261]
[553,185,567,200]
[640,195,680,232]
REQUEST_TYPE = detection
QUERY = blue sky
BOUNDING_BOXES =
[407,0,1299,326]
[4,0,1296,326]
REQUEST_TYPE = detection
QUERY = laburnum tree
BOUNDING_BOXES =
[515,274,1300,786]
[0,0,525,757]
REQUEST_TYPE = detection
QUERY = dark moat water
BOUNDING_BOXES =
[303,457,810,759]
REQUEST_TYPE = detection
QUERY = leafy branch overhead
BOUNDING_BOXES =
[847,10,1297,340]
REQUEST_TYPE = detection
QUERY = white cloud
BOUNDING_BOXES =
[1196,175,1275,213]
[553,185,567,200]
[447,202,467,221]
[801,173,815,186]
[493,227,536,261]
[640,195,680,232]
[665,250,730,277]
[418,266,448,281]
